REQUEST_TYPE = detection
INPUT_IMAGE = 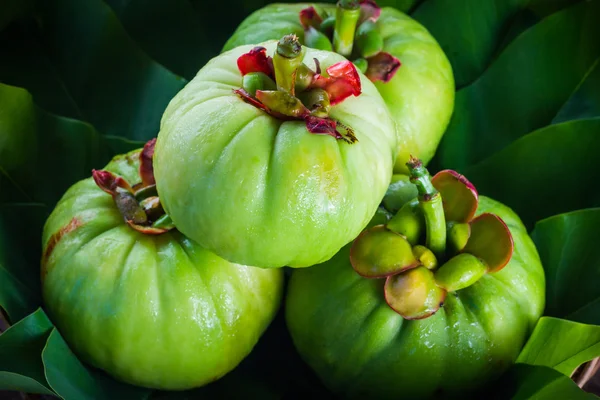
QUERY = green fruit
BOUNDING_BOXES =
[223,4,455,173]
[434,253,487,291]
[41,150,283,390]
[286,196,544,399]
[154,41,397,268]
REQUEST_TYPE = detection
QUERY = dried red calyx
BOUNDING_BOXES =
[92,139,175,235]
[299,0,401,83]
[350,157,515,319]
[235,36,361,143]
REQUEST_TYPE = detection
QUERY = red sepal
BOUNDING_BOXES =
[139,138,156,187]
[359,0,381,23]
[312,61,362,105]
[299,6,323,29]
[237,46,274,78]
[92,170,132,196]
[305,115,342,139]
[366,52,401,83]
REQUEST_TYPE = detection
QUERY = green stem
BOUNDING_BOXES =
[407,157,446,259]
[333,0,360,57]
[273,34,304,93]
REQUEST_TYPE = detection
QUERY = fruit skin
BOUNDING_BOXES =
[154,41,397,268]
[286,196,544,399]
[223,4,455,173]
[41,150,284,390]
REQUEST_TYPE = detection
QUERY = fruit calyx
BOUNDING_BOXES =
[92,139,175,235]
[299,1,400,83]
[350,157,514,319]
[235,35,361,143]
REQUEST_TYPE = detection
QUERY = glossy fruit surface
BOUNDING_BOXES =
[41,150,284,390]
[154,41,397,268]
[224,3,455,172]
[286,196,544,399]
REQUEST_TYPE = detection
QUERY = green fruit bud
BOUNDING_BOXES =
[386,198,423,245]
[385,266,446,319]
[350,225,418,278]
[382,174,418,214]
[434,253,487,292]
[242,72,277,97]
[412,245,437,270]
[352,58,368,74]
[305,26,333,51]
[447,221,471,254]
[297,88,331,118]
[355,21,383,58]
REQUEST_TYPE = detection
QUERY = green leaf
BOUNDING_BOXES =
[412,0,528,88]
[464,119,600,229]
[0,0,186,141]
[435,1,600,171]
[103,0,214,80]
[498,364,597,400]
[0,204,47,322]
[517,317,600,376]
[0,308,54,395]
[531,208,600,325]
[553,59,600,124]
[42,329,150,400]
[0,82,142,207]
[104,0,337,80]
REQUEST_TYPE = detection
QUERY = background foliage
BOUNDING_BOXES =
[0,0,599,398]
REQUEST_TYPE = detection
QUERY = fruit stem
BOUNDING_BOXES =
[333,0,360,57]
[407,157,446,259]
[273,34,304,93]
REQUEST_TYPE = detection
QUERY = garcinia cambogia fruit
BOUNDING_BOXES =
[285,158,544,399]
[154,36,397,268]
[224,0,455,173]
[41,142,283,390]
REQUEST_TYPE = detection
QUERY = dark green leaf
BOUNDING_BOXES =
[517,317,600,376]
[0,0,186,141]
[412,0,528,88]
[378,0,421,12]
[0,308,54,395]
[104,0,335,81]
[42,329,150,400]
[531,208,600,325]
[0,204,47,322]
[103,0,213,80]
[0,0,33,31]
[498,364,597,400]
[528,0,584,17]
[0,83,142,207]
[553,59,600,124]
[464,119,600,229]
[436,1,600,171]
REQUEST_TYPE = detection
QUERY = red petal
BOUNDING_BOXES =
[312,61,362,105]
[139,138,156,187]
[299,6,323,29]
[305,115,342,139]
[237,46,274,77]
[359,0,381,23]
[92,170,132,196]
[366,52,401,83]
